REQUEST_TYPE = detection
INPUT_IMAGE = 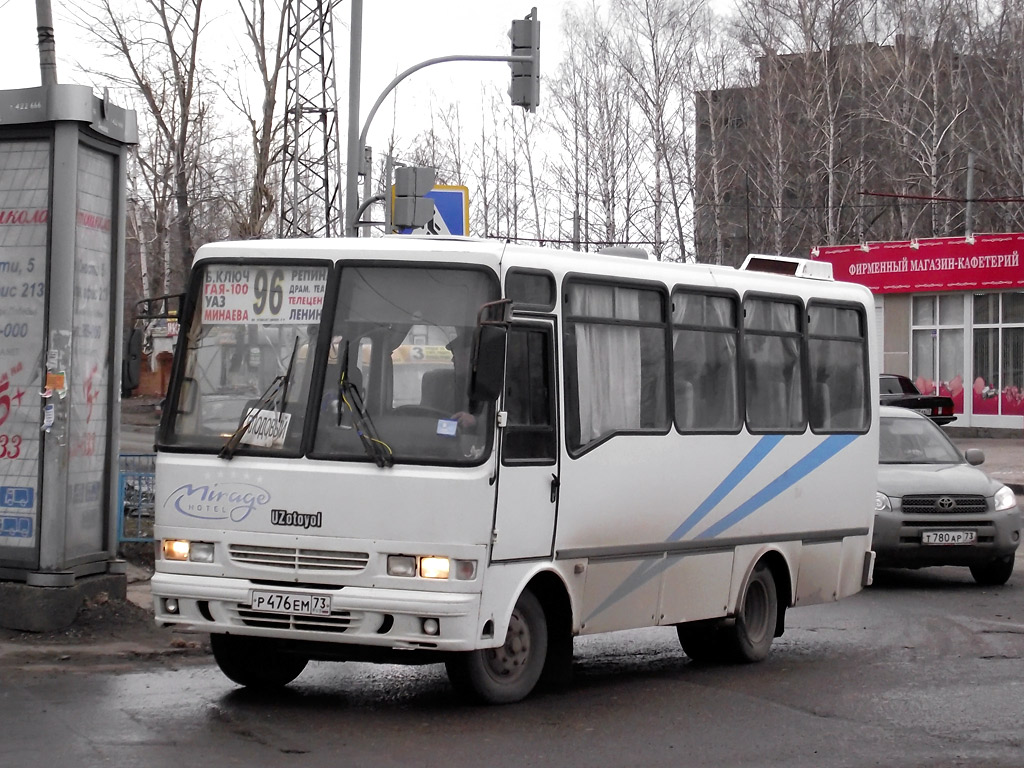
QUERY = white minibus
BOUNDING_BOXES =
[152,237,877,703]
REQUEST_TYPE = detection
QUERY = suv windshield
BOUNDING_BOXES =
[879,415,962,465]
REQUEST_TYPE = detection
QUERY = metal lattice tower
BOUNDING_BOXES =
[279,0,343,238]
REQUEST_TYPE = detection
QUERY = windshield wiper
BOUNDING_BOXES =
[278,337,299,415]
[219,336,300,460]
[337,341,393,468]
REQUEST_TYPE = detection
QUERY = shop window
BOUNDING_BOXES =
[974,293,999,324]
[1003,292,1024,324]
[912,296,936,326]
[911,294,964,414]
[970,292,1024,417]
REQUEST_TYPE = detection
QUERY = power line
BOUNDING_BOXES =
[860,190,1024,204]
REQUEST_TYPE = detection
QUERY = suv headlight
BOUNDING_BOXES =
[875,492,892,513]
[994,485,1017,512]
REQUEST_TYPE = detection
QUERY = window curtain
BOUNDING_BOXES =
[570,285,642,443]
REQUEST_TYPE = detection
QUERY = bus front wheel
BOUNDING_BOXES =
[676,620,725,663]
[210,634,308,689]
[445,589,548,704]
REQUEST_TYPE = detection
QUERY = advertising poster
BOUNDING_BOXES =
[66,145,114,558]
[0,140,48,554]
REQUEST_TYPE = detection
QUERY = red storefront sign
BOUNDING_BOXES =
[811,233,1024,293]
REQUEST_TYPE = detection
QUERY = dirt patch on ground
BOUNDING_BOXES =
[0,594,210,668]
[0,548,209,668]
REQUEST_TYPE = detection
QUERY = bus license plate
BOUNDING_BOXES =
[250,590,332,616]
[921,530,976,545]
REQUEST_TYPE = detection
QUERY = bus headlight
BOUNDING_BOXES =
[163,539,191,561]
[161,539,215,563]
[189,542,216,563]
[419,556,450,580]
[387,555,417,577]
[386,554,477,580]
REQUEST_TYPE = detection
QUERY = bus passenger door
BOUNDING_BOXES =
[491,321,559,562]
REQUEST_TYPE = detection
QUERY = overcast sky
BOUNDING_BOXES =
[0,1,570,160]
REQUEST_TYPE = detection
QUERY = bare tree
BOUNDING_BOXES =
[613,0,700,260]
[549,2,639,250]
[76,0,207,282]
[215,0,293,239]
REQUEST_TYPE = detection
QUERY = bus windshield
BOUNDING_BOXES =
[162,260,500,466]
[161,262,330,455]
[310,264,498,466]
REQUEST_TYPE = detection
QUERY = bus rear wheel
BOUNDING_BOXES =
[210,634,308,689]
[445,589,548,704]
[724,562,778,663]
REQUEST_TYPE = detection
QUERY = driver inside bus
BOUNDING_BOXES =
[447,332,478,430]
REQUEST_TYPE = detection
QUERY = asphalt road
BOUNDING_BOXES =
[2,561,1022,768]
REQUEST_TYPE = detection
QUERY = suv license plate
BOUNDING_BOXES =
[921,530,976,545]
[250,590,332,616]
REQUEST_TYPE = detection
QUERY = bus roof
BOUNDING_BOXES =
[193,236,872,304]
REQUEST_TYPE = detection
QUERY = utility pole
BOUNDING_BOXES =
[343,0,363,239]
[965,152,975,239]
[279,0,343,238]
[36,0,58,86]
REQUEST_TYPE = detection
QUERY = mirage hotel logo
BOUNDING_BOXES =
[165,482,271,522]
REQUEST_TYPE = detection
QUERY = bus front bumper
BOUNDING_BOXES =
[150,572,485,652]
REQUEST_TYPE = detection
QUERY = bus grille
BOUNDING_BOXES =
[232,605,359,633]
[901,495,987,514]
[228,544,370,572]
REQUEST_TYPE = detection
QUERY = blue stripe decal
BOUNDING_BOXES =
[583,435,782,622]
[696,434,857,539]
[583,432,858,624]
[666,434,783,543]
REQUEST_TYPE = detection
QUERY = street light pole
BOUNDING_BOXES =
[344,0,363,237]
[344,9,539,237]
[344,54,531,237]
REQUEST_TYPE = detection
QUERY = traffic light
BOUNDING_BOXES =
[509,8,540,112]
[392,165,436,229]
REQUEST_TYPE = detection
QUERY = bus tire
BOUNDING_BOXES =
[445,589,548,704]
[676,621,725,663]
[210,634,308,689]
[724,562,778,663]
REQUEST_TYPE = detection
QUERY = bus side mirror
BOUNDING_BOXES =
[122,327,142,396]
[470,325,507,402]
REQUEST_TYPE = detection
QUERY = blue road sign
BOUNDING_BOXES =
[398,185,469,236]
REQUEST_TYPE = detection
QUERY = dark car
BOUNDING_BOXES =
[874,406,1020,585]
[879,373,957,425]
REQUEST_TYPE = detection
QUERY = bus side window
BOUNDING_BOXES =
[743,297,805,433]
[672,290,740,433]
[808,303,869,433]
[502,326,556,464]
[564,281,668,452]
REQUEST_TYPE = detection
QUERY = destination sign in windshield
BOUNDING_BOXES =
[202,265,328,325]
